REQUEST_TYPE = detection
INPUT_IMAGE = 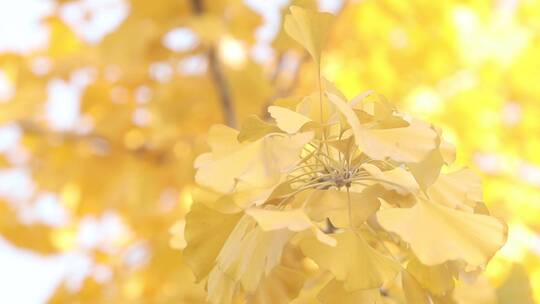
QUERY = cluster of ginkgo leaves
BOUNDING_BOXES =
[185,7,507,304]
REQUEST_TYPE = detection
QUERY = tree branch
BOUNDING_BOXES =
[207,47,237,128]
[190,0,203,14]
[191,0,237,128]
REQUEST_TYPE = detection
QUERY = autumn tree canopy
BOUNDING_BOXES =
[0,0,538,303]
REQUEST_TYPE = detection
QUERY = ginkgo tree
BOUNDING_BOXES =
[184,6,507,303]
[1,0,538,303]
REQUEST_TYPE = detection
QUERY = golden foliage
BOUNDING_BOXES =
[0,0,539,303]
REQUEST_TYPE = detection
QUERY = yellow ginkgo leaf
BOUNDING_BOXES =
[246,206,336,246]
[323,78,349,102]
[402,270,431,304]
[245,208,313,231]
[192,186,243,214]
[284,6,334,66]
[326,134,355,155]
[326,92,363,145]
[196,132,313,193]
[207,267,239,304]
[318,279,383,304]
[361,119,437,163]
[361,163,419,195]
[408,148,445,191]
[440,139,457,165]
[300,231,400,291]
[377,199,507,266]
[452,275,497,304]
[305,187,381,228]
[427,169,482,211]
[290,272,334,304]
[297,93,338,123]
[219,181,280,209]
[238,115,281,142]
[268,105,312,134]
[433,127,457,166]
[327,91,437,163]
[406,258,455,295]
[247,265,306,304]
[216,215,294,293]
[206,124,241,154]
[183,203,242,281]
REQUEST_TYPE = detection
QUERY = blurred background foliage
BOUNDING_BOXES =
[0,0,539,302]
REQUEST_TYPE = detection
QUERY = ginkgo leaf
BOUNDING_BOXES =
[452,275,497,304]
[377,199,507,266]
[407,258,455,295]
[284,6,334,65]
[246,206,336,246]
[326,92,363,145]
[192,186,243,214]
[326,134,355,155]
[402,270,431,304]
[238,115,281,142]
[247,265,306,304]
[245,208,313,231]
[350,90,375,110]
[353,93,402,128]
[427,169,482,211]
[323,78,349,101]
[218,181,278,209]
[300,231,400,291]
[440,139,457,165]
[268,105,312,134]
[290,272,334,304]
[196,132,313,193]
[206,124,241,154]
[297,92,338,123]
[327,91,437,163]
[216,215,294,293]
[305,187,381,228]
[432,127,457,165]
[408,148,445,190]
[361,119,437,163]
[183,203,242,281]
[318,279,383,304]
[361,163,419,195]
[207,267,239,304]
